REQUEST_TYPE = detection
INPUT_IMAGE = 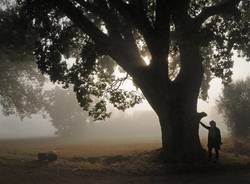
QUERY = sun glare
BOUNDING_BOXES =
[143,56,150,66]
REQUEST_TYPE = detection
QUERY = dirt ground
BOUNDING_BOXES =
[1,165,250,184]
[1,138,250,184]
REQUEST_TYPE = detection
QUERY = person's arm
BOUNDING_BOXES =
[199,122,210,130]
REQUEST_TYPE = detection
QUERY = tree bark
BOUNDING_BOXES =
[137,77,206,162]
[158,99,206,162]
[158,36,206,161]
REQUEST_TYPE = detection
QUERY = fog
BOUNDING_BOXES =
[0,57,249,143]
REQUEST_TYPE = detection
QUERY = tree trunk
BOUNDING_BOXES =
[138,82,206,162]
[156,36,206,162]
[158,99,206,162]
[123,31,206,162]
[136,41,206,162]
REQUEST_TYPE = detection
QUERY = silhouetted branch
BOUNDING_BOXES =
[109,0,156,54]
[74,0,124,40]
[55,0,110,45]
[108,73,129,92]
[195,0,241,26]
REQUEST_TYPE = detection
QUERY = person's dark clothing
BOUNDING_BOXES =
[208,127,222,149]
[208,147,219,161]
[200,122,222,161]
[200,122,222,149]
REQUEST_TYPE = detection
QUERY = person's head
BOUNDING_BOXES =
[209,120,216,127]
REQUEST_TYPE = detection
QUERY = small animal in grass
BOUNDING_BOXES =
[37,150,58,161]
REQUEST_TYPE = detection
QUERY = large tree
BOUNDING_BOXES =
[17,0,250,161]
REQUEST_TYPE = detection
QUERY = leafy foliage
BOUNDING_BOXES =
[187,0,250,90]
[0,3,35,62]
[15,0,143,120]
[0,3,47,119]
[218,77,250,137]
[0,60,46,119]
[14,0,250,119]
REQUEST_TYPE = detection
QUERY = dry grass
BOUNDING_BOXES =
[1,137,250,183]
[1,137,250,172]
[0,137,161,158]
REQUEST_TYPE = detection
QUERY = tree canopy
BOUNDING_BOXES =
[16,0,250,119]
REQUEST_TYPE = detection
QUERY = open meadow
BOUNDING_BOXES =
[1,137,250,184]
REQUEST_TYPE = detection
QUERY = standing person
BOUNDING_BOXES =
[200,121,222,162]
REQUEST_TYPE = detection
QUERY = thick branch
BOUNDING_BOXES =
[74,0,124,40]
[155,0,169,33]
[109,0,156,54]
[150,0,170,78]
[155,0,170,51]
[54,0,145,80]
[195,0,241,27]
[55,0,110,45]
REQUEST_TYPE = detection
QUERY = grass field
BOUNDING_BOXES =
[1,137,250,184]
[0,137,161,157]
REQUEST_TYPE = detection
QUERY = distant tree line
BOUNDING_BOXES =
[218,77,250,139]
[0,2,88,138]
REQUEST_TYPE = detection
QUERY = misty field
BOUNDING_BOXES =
[1,137,250,184]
